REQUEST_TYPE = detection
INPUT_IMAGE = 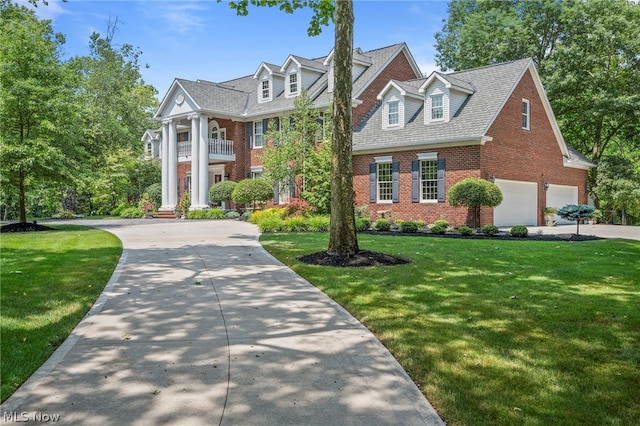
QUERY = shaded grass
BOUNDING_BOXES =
[0,225,122,402]
[261,233,640,426]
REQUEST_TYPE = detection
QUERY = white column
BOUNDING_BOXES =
[160,119,171,210]
[188,113,200,210]
[198,115,210,209]
[167,119,178,207]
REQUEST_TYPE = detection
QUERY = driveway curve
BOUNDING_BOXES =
[1,219,444,425]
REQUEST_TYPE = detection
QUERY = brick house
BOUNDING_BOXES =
[145,43,592,226]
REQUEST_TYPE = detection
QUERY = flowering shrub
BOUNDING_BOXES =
[282,198,315,217]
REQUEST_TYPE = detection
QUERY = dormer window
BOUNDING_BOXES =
[388,101,399,125]
[289,73,298,95]
[261,80,270,100]
[431,94,444,120]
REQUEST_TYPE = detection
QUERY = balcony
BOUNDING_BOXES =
[177,139,236,162]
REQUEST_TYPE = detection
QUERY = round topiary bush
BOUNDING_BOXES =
[433,219,449,229]
[448,177,503,227]
[430,224,447,234]
[509,225,529,238]
[373,218,391,231]
[457,226,474,236]
[209,180,237,205]
[400,221,418,233]
[480,224,499,236]
[355,217,371,231]
[231,179,274,210]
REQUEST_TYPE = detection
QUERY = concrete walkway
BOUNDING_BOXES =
[1,220,444,425]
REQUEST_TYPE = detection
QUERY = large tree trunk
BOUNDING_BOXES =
[327,0,358,256]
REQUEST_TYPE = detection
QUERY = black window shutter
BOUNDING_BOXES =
[273,117,280,131]
[411,160,420,202]
[392,162,400,203]
[437,158,446,203]
[273,181,279,204]
[369,163,377,203]
[246,172,251,179]
[246,122,252,149]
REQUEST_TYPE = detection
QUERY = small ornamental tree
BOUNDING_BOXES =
[231,178,273,211]
[209,180,237,207]
[448,178,503,227]
[557,204,595,235]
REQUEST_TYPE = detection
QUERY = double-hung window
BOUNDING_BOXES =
[261,80,270,100]
[377,162,393,202]
[254,121,264,148]
[289,73,298,95]
[388,101,399,126]
[522,99,530,130]
[420,159,438,201]
[431,94,443,120]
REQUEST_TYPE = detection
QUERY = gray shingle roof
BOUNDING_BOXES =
[162,43,413,120]
[353,58,533,152]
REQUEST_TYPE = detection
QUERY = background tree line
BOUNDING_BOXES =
[0,0,159,222]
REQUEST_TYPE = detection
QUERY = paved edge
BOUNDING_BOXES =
[0,249,129,413]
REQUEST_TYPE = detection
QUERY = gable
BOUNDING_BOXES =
[154,80,200,119]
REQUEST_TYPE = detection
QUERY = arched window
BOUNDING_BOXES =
[208,120,226,141]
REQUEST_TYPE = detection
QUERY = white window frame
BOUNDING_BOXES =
[375,156,393,204]
[417,153,438,203]
[250,166,263,179]
[261,80,270,100]
[209,120,226,141]
[289,73,298,95]
[254,121,264,148]
[522,99,530,130]
[388,101,399,126]
[431,94,444,120]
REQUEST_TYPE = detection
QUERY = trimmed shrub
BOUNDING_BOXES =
[480,224,499,236]
[249,208,286,225]
[509,225,529,238]
[225,210,241,219]
[355,217,371,232]
[231,178,273,209]
[430,224,447,234]
[209,180,237,205]
[283,216,307,232]
[433,219,449,228]
[400,221,418,233]
[205,208,225,219]
[458,226,474,236]
[557,204,596,235]
[186,210,208,219]
[258,216,285,233]
[448,177,503,227]
[120,207,143,218]
[373,218,391,231]
[304,215,331,232]
[414,220,427,231]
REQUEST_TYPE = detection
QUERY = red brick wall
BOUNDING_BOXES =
[353,146,483,226]
[353,50,421,126]
[480,69,588,225]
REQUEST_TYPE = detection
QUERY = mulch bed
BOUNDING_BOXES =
[297,249,411,267]
[297,230,601,267]
[0,222,56,233]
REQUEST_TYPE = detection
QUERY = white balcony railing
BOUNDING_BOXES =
[177,139,235,159]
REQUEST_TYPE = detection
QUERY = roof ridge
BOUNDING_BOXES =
[448,58,531,76]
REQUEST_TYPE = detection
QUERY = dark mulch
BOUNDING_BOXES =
[359,230,602,242]
[0,222,56,233]
[297,250,411,267]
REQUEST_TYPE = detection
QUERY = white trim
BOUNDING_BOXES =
[250,166,263,173]
[522,98,530,130]
[374,155,393,163]
[417,152,438,160]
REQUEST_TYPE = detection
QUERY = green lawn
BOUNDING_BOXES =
[0,225,122,402]
[260,233,640,426]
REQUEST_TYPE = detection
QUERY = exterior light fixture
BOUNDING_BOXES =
[488,174,496,183]
[543,181,550,191]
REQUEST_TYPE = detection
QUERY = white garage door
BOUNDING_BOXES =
[546,184,578,225]
[494,179,538,226]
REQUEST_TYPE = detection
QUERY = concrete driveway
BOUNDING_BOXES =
[1,219,444,425]
[524,223,640,240]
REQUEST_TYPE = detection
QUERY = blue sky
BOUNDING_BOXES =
[25,0,450,97]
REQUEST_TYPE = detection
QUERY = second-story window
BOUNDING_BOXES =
[261,80,270,100]
[522,99,530,130]
[388,101,399,126]
[254,121,264,148]
[289,73,298,95]
[431,94,443,120]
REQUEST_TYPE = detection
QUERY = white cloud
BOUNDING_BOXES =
[155,2,209,35]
